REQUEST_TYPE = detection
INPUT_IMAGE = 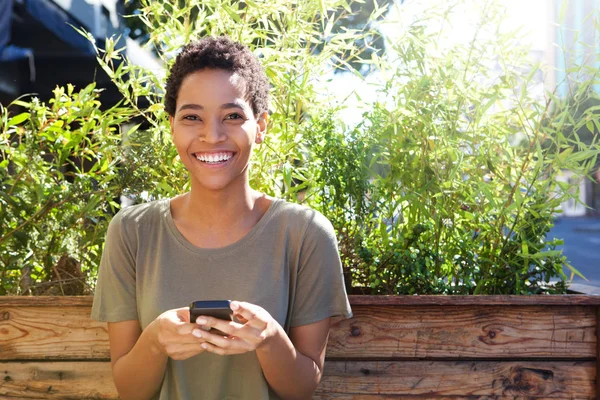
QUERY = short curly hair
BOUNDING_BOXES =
[164,36,269,118]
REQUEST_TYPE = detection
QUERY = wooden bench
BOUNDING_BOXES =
[2,295,600,398]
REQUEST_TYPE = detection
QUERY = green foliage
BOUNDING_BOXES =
[1,0,599,295]
[303,1,600,294]
[92,0,381,201]
[0,85,135,294]
[1,0,379,294]
[122,0,393,75]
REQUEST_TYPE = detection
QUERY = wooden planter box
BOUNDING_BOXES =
[1,295,599,399]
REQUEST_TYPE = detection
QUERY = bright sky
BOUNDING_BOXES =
[323,0,555,126]
[497,0,550,50]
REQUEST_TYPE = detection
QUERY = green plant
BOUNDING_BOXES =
[92,0,383,200]
[0,85,136,294]
[2,0,598,296]
[303,1,600,294]
[0,0,379,294]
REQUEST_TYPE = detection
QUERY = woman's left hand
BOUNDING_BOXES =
[191,301,281,355]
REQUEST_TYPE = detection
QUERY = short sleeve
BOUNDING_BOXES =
[91,210,139,322]
[290,212,352,327]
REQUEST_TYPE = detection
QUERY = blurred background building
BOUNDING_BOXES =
[550,0,600,217]
[0,0,161,107]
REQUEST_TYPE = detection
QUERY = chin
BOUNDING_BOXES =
[193,176,244,192]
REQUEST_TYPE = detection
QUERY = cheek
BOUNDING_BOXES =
[172,125,194,144]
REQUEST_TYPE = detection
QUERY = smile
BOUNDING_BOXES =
[194,151,234,164]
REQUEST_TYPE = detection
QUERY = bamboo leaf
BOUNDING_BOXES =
[7,113,30,127]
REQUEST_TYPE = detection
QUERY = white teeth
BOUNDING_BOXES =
[195,152,233,163]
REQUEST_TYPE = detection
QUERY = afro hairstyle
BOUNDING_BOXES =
[164,36,269,118]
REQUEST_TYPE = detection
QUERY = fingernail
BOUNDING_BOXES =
[192,329,203,338]
[231,302,239,310]
[196,318,207,325]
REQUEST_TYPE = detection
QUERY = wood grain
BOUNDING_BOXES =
[1,361,593,399]
[316,361,596,398]
[313,394,593,399]
[327,305,597,359]
[2,303,596,360]
[0,297,94,307]
[0,361,596,399]
[348,295,600,306]
[0,362,116,399]
[0,307,109,360]
[3,295,600,307]
[596,307,600,398]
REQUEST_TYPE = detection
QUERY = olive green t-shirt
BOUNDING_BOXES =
[91,198,352,399]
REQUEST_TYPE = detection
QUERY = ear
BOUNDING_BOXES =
[169,115,174,137]
[255,112,268,144]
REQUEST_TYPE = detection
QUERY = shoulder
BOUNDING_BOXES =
[272,200,336,240]
[112,199,166,226]
[107,199,167,238]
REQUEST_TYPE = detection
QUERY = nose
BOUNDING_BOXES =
[199,117,226,143]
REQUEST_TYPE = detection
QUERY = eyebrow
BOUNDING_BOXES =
[177,101,247,113]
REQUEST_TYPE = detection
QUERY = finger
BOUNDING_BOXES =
[195,316,243,336]
[231,323,265,343]
[177,319,214,336]
[194,329,251,351]
[166,343,207,360]
[178,321,207,336]
[177,324,194,335]
[169,326,209,343]
[176,307,191,323]
[194,317,264,345]
[159,307,190,326]
[199,339,246,356]
[157,308,193,336]
[234,313,249,324]
[230,301,266,328]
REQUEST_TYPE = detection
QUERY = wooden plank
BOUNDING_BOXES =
[315,361,596,399]
[327,305,597,359]
[0,362,116,399]
[0,297,94,307]
[2,361,594,399]
[2,304,596,360]
[349,295,600,306]
[0,307,109,360]
[596,307,600,398]
[314,395,594,399]
[3,294,600,307]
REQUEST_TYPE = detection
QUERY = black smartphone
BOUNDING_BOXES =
[189,300,234,323]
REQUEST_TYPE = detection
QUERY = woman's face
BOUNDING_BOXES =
[170,69,266,192]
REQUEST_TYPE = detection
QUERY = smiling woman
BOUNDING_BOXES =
[169,69,265,192]
[90,36,352,400]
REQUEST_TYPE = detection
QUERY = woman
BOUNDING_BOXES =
[91,36,352,400]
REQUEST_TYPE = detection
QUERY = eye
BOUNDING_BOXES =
[182,115,201,121]
[225,113,246,121]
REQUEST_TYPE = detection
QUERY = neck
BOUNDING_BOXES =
[182,181,257,228]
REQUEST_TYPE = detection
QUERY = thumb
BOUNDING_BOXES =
[234,312,249,324]
[176,307,191,323]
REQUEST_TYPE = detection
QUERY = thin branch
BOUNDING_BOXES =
[0,189,108,245]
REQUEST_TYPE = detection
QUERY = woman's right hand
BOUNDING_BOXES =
[149,307,207,360]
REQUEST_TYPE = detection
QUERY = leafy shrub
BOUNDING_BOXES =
[304,2,600,294]
[1,0,378,294]
[1,0,598,295]
[0,85,134,294]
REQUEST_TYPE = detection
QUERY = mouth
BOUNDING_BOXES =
[193,151,235,166]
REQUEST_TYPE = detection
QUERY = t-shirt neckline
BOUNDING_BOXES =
[162,197,282,257]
